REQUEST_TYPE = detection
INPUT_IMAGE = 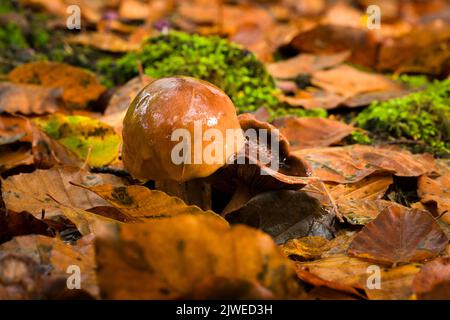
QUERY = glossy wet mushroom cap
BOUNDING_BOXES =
[122,76,245,182]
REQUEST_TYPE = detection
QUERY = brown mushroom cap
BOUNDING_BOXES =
[122,76,245,182]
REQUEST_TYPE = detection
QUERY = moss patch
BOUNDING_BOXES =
[354,80,450,157]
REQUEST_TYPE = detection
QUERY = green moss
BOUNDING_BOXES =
[347,130,373,145]
[0,22,28,50]
[355,80,450,157]
[269,106,327,120]
[396,74,430,89]
[100,31,280,114]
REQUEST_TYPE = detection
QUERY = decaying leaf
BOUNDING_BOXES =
[1,166,126,218]
[226,190,335,244]
[32,113,121,167]
[95,214,302,299]
[295,145,438,183]
[0,235,98,299]
[8,61,105,109]
[0,144,34,173]
[273,117,355,150]
[0,82,64,115]
[348,206,448,265]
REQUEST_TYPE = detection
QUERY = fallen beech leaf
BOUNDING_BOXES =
[0,82,63,115]
[104,76,153,115]
[418,170,450,225]
[348,206,448,265]
[290,25,379,67]
[295,145,438,183]
[272,117,355,150]
[280,236,330,260]
[67,32,139,52]
[0,235,98,299]
[95,214,301,299]
[296,254,421,299]
[0,115,32,145]
[278,90,346,110]
[73,183,219,222]
[311,65,403,97]
[8,61,105,109]
[328,174,396,224]
[377,23,450,73]
[267,51,350,79]
[365,264,421,300]
[32,113,121,167]
[226,190,335,244]
[412,257,450,299]
[1,166,126,218]
[338,199,404,225]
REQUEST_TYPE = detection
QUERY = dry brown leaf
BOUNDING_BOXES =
[311,65,403,98]
[267,51,350,79]
[348,206,448,265]
[0,82,64,115]
[295,145,438,183]
[296,254,421,299]
[290,25,379,67]
[73,183,219,222]
[0,234,98,299]
[8,62,105,109]
[418,169,450,225]
[280,236,330,260]
[1,166,126,218]
[278,90,346,110]
[104,76,154,115]
[95,214,302,299]
[272,117,354,150]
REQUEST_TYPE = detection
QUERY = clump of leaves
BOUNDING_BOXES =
[355,80,450,157]
[99,31,279,114]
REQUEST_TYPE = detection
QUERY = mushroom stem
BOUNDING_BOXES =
[221,184,252,217]
[156,179,212,211]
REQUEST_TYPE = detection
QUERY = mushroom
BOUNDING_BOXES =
[209,113,312,216]
[121,76,245,210]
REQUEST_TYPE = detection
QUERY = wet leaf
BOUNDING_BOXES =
[348,206,448,265]
[32,113,121,167]
[95,214,301,299]
[226,190,335,244]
